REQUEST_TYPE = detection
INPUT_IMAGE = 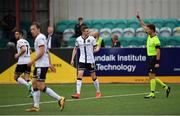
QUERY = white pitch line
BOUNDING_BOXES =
[0,92,159,108]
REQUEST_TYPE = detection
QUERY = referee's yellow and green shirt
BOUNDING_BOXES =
[96,37,103,47]
[146,35,160,56]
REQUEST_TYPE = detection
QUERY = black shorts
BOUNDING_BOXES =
[78,62,96,73]
[15,64,31,75]
[148,56,158,73]
[33,67,48,82]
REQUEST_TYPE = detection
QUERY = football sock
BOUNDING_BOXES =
[28,81,32,85]
[155,78,168,89]
[17,78,28,87]
[93,78,100,93]
[43,87,61,101]
[150,79,156,92]
[33,89,40,108]
[76,78,82,94]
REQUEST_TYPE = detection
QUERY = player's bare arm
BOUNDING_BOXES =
[48,52,56,72]
[28,45,45,67]
[15,46,26,59]
[94,45,100,53]
[71,47,77,66]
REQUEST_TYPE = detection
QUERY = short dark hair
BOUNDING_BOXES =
[15,30,24,36]
[78,17,83,21]
[147,24,156,32]
[81,26,88,32]
[31,22,41,29]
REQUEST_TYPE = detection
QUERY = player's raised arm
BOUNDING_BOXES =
[136,12,149,33]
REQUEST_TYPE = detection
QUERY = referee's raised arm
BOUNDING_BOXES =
[136,12,148,33]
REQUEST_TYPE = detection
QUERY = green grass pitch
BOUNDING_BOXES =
[0,83,179,115]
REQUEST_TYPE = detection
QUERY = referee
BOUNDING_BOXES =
[136,12,170,98]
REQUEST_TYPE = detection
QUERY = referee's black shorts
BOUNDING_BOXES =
[148,56,158,74]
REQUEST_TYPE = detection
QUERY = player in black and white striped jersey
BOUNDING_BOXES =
[14,30,32,97]
[71,26,102,99]
[26,22,65,112]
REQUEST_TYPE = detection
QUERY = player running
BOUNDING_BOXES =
[26,22,65,112]
[14,30,32,97]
